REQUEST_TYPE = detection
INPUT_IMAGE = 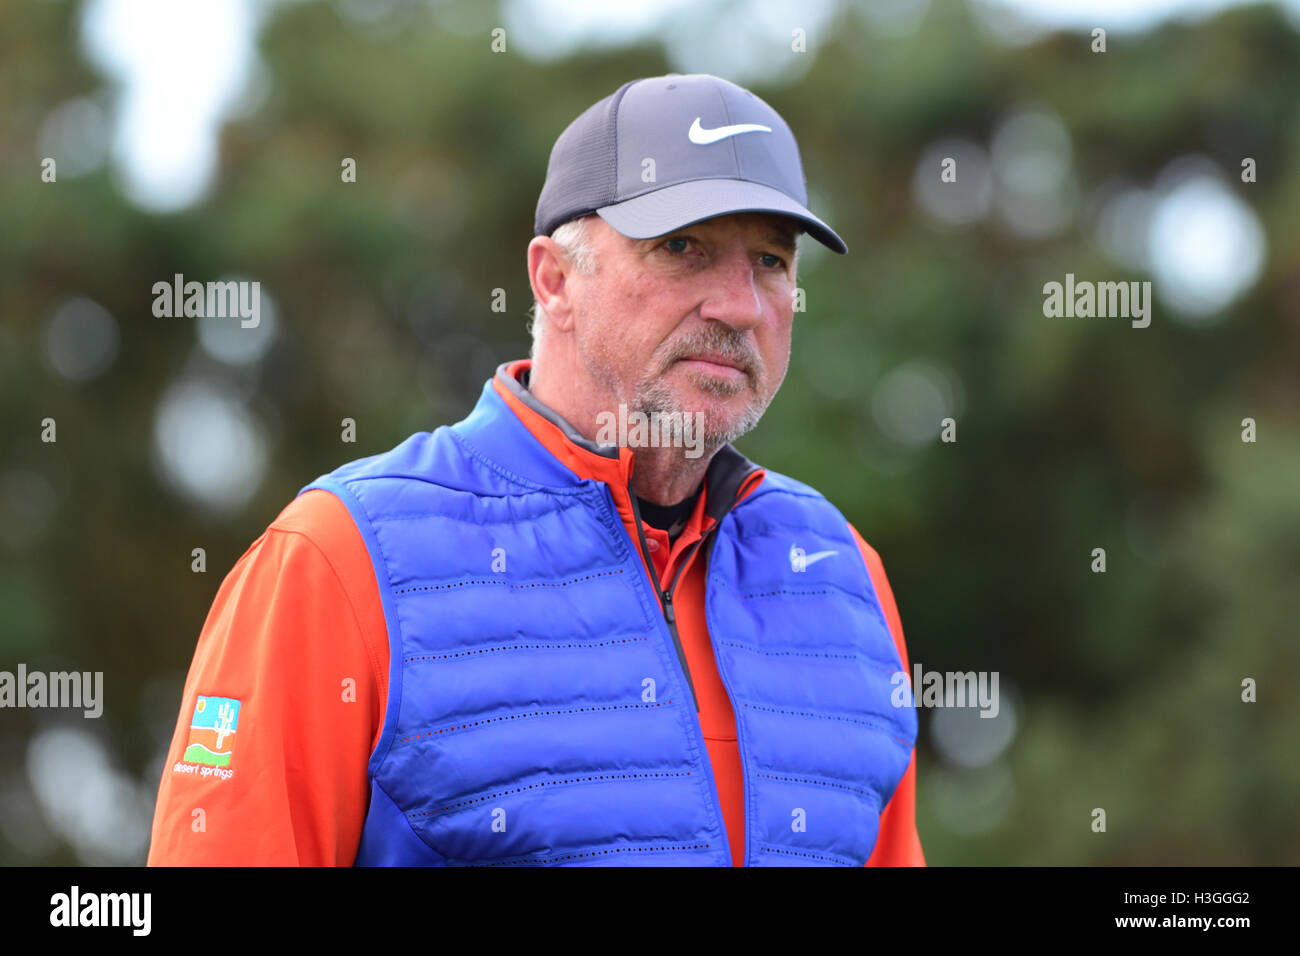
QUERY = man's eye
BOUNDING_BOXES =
[659,239,784,268]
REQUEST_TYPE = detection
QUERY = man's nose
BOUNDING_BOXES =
[698,248,765,329]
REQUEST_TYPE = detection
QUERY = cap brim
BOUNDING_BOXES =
[596,179,848,255]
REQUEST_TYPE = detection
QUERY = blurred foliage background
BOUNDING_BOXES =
[1,0,1298,865]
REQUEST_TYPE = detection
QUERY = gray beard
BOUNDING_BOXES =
[580,321,783,454]
[628,363,770,454]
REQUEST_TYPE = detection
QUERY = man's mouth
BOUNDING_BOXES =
[677,352,749,379]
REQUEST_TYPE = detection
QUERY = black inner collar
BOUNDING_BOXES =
[636,486,702,541]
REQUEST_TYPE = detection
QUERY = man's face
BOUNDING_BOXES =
[568,211,800,451]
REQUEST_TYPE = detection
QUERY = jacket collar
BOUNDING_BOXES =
[485,359,764,521]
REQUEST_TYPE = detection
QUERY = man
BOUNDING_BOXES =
[147,73,923,866]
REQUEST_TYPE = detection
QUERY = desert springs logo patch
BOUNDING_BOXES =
[184,695,240,767]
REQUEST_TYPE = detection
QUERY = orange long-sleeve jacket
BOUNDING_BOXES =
[147,359,924,866]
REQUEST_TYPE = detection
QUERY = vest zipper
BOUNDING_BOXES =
[663,534,710,704]
[626,472,758,867]
[699,526,750,867]
[628,490,702,712]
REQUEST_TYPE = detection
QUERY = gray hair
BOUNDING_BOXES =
[528,216,598,359]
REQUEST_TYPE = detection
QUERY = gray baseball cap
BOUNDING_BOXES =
[534,73,847,254]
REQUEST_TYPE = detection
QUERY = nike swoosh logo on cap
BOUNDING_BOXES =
[688,117,773,145]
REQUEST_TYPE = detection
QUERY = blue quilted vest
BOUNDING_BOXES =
[299,364,917,866]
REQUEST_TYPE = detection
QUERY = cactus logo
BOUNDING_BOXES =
[184,695,240,767]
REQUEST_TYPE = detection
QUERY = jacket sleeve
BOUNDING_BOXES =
[146,490,388,866]
[848,523,927,867]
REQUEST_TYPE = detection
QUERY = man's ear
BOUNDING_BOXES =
[528,236,576,331]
